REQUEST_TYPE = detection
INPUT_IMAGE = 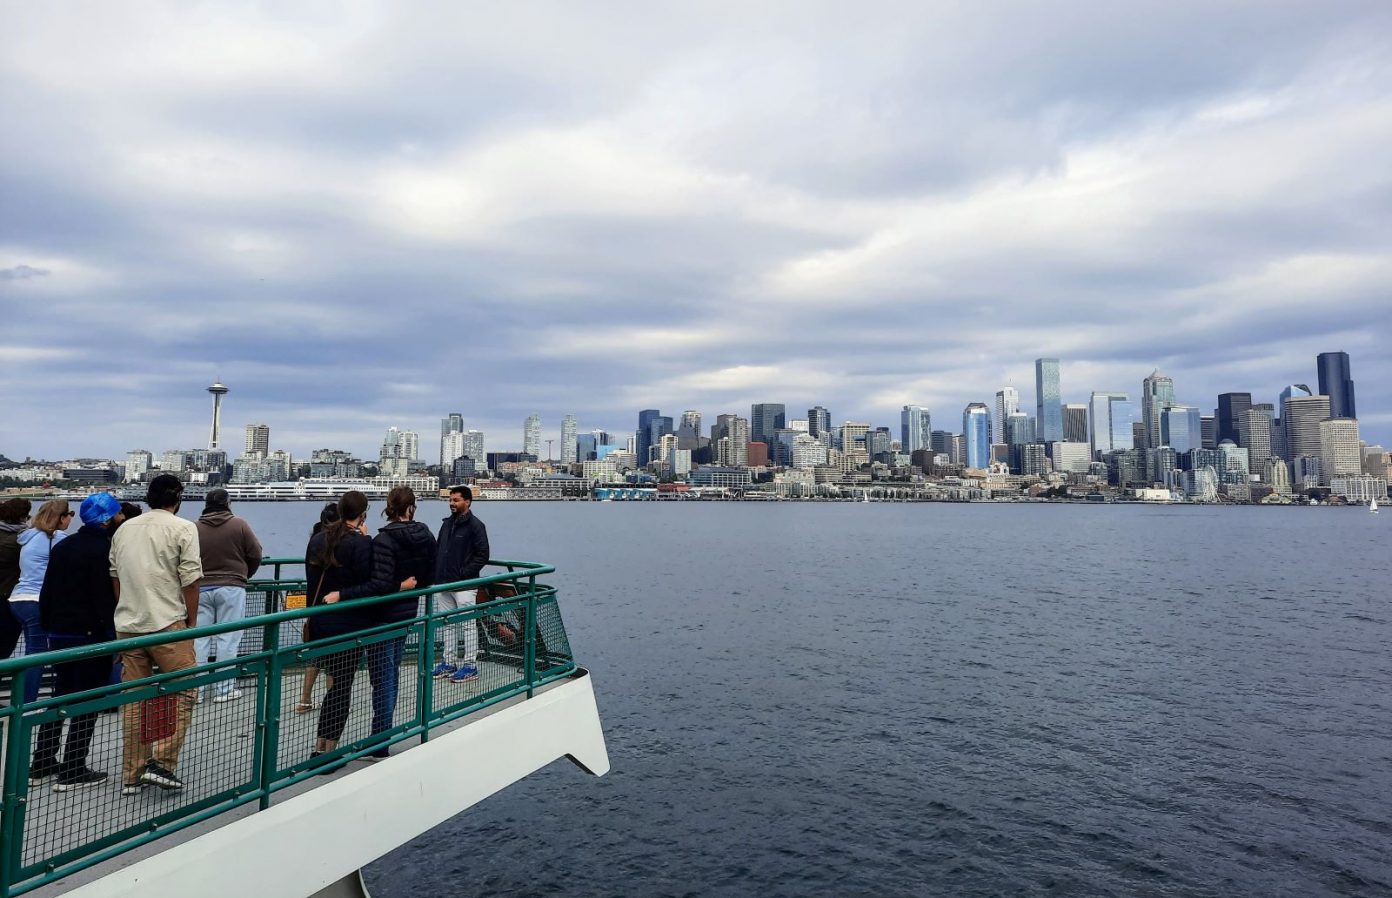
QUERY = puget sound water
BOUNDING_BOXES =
[207,500,1390,897]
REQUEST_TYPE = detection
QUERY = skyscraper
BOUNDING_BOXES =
[1216,393,1252,446]
[1200,415,1217,449]
[244,423,270,457]
[1282,393,1331,463]
[1319,417,1361,485]
[560,415,578,464]
[1062,404,1088,444]
[523,414,541,459]
[1088,392,1133,458]
[712,415,750,467]
[440,413,463,466]
[807,406,831,441]
[750,404,787,447]
[1237,407,1273,477]
[206,381,229,450]
[900,405,932,455]
[1316,352,1356,419]
[680,410,702,440]
[1035,359,1062,443]
[637,409,661,470]
[1160,405,1202,453]
[463,430,485,467]
[993,387,1019,445]
[1141,370,1176,449]
[962,403,991,470]
[1005,412,1035,446]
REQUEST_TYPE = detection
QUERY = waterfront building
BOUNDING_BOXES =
[750,403,786,447]
[991,443,1010,466]
[439,414,463,467]
[1316,351,1356,419]
[162,450,192,473]
[1331,473,1386,503]
[1063,404,1088,444]
[791,434,827,469]
[690,467,754,488]
[581,459,620,483]
[807,406,831,441]
[746,442,770,468]
[1267,458,1292,495]
[125,449,152,483]
[1015,443,1047,477]
[1200,415,1217,449]
[560,415,578,464]
[838,421,870,453]
[1106,449,1147,488]
[1035,358,1063,443]
[522,414,542,459]
[992,387,1019,445]
[962,403,992,470]
[1362,446,1391,478]
[245,424,270,458]
[1216,393,1252,446]
[451,455,476,481]
[1088,392,1133,459]
[901,406,932,456]
[1282,393,1332,465]
[1292,455,1323,490]
[1237,407,1274,478]
[1319,418,1361,485]
[1148,446,1178,485]
[1186,465,1219,502]
[1160,405,1202,453]
[1141,370,1176,450]
[667,447,692,477]
[1190,447,1225,480]
[1050,442,1091,474]
[576,434,597,463]
[951,433,966,467]
[379,427,419,478]
[1218,441,1250,484]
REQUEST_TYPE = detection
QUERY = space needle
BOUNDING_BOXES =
[207,380,229,450]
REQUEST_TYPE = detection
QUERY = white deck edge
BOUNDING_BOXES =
[65,670,609,898]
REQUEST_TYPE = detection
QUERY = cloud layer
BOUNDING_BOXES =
[3,2,1390,460]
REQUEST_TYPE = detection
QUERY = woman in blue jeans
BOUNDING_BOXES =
[9,500,73,704]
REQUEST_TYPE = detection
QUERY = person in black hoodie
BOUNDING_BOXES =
[32,493,125,791]
[325,486,435,758]
[430,485,490,684]
[0,498,30,660]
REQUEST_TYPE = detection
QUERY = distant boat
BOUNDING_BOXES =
[1372,496,1380,514]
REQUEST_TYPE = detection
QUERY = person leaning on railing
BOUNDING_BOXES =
[430,485,489,684]
[193,488,263,704]
[109,473,204,795]
[0,498,31,660]
[31,493,126,791]
[321,485,434,760]
[11,499,75,704]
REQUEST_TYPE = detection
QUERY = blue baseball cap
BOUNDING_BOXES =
[79,493,123,527]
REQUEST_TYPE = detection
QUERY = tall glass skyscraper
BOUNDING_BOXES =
[1160,405,1202,453]
[1035,359,1063,443]
[1316,351,1356,419]
[963,403,992,469]
[992,387,1019,445]
[750,403,787,447]
[900,405,932,455]
[807,406,831,440]
[1089,392,1133,458]
[1216,392,1252,446]
[636,409,662,470]
[1142,370,1176,449]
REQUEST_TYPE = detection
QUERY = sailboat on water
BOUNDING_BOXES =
[1372,496,1380,514]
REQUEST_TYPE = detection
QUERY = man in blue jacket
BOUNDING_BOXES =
[431,485,489,684]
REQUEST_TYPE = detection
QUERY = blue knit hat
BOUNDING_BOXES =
[79,492,123,526]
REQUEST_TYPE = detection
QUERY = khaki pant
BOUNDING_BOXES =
[118,623,196,786]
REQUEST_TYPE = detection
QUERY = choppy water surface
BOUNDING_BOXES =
[230,501,1392,897]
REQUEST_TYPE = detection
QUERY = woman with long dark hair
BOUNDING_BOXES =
[295,503,341,713]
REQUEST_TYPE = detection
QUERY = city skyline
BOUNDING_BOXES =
[3,6,1391,459]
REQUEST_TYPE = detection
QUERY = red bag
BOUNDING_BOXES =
[140,694,178,742]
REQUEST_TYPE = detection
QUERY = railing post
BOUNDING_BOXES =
[524,575,538,699]
[0,700,32,898]
[419,608,435,743]
[256,622,283,812]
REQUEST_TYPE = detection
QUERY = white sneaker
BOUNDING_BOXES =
[213,689,244,703]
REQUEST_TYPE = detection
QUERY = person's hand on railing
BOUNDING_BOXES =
[400,576,417,591]
[323,591,340,605]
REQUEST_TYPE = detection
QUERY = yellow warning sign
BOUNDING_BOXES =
[285,592,307,610]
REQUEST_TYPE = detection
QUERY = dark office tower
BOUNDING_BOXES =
[1317,352,1356,419]
[636,409,661,471]
[1062,404,1088,443]
[647,416,673,464]
[1216,392,1252,445]
[1200,415,1217,449]
[807,406,831,439]
[930,430,953,455]
[750,403,786,446]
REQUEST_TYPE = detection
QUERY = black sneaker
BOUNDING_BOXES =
[364,747,391,762]
[53,769,109,792]
[139,760,184,791]
[28,761,61,785]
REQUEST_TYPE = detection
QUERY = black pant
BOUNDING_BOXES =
[316,648,363,742]
[33,634,113,774]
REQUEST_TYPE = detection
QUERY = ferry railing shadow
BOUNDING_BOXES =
[0,559,575,898]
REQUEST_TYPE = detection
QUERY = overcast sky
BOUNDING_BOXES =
[3,2,1390,461]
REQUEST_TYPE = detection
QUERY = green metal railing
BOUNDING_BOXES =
[0,559,576,897]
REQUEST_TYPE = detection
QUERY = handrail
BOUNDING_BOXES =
[0,558,577,898]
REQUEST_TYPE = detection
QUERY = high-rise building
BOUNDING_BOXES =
[636,409,661,470]
[206,381,229,450]
[440,413,464,466]
[866,427,893,460]
[1088,392,1133,458]
[463,430,485,467]
[1282,393,1331,463]
[962,403,991,470]
[750,404,787,447]
[900,406,932,455]
[1062,404,1088,444]
[1051,441,1092,474]
[807,407,831,441]
[576,433,597,462]
[1141,370,1176,450]
[838,422,870,454]
[1005,412,1035,446]
[647,415,673,464]
[244,423,270,457]
[379,427,420,477]
[441,430,467,469]
[712,415,750,467]
[1237,406,1275,478]
[1319,417,1361,485]
[1317,352,1356,419]
[125,450,153,483]
[992,387,1019,445]
[1034,359,1062,443]
[679,410,702,440]
[1216,393,1252,446]
[523,415,541,459]
[560,415,578,464]
[1200,415,1217,449]
[1160,405,1202,453]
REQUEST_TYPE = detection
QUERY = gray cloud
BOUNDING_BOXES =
[0,265,51,280]
[1,2,1390,460]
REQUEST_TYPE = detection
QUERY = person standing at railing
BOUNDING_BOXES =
[193,488,263,704]
[295,502,341,714]
[31,493,126,791]
[109,473,203,794]
[322,485,434,759]
[0,498,31,661]
[304,491,374,763]
[10,499,75,704]
[430,485,490,684]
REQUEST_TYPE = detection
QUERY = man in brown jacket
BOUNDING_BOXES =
[194,488,263,703]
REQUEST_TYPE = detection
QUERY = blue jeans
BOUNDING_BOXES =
[10,601,48,705]
[194,586,246,697]
[366,637,406,736]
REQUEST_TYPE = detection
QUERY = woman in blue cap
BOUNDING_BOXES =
[30,493,125,791]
